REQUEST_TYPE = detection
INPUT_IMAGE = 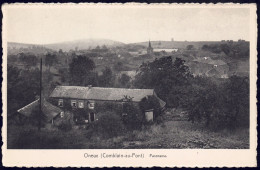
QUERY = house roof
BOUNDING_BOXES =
[156,96,166,108]
[206,68,221,77]
[193,57,226,66]
[49,86,90,99]
[50,86,155,102]
[17,99,63,122]
[17,100,39,117]
[208,60,226,66]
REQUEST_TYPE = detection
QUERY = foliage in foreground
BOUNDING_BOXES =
[91,111,125,139]
[7,118,249,149]
[188,75,249,130]
[134,56,249,131]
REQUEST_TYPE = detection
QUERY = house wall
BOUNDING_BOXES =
[50,97,140,112]
[49,97,144,123]
[49,94,163,123]
[145,111,154,122]
[49,98,90,111]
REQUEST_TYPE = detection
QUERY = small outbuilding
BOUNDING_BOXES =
[17,99,65,126]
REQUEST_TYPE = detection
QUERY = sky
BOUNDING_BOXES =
[4,4,250,44]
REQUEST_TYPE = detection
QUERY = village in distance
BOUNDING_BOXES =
[7,38,249,149]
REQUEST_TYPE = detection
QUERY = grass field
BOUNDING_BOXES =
[7,111,249,149]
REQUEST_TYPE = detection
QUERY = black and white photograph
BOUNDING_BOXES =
[2,3,257,167]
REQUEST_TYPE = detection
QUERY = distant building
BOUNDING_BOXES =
[147,40,153,55]
[119,71,137,79]
[153,48,178,53]
[189,57,229,78]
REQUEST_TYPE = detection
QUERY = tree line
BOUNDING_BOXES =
[134,56,249,131]
[8,52,249,131]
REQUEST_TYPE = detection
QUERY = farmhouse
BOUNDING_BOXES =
[49,86,166,122]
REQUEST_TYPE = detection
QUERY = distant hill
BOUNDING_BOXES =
[131,41,229,49]
[44,39,125,51]
[8,39,125,52]
[8,42,44,49]
[8,42,54,55]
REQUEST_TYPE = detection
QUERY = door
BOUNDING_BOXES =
[90,112,95,122]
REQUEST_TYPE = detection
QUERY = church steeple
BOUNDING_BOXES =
[147,40,153,55]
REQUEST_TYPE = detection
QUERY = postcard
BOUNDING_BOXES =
[1,3,257,167]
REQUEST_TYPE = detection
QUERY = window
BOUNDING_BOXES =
[88,101,95,109]
[60,111,64,118]
[71,100,77,108]
[122,113,127,117]
[58,99,63,107]
[78,100,84,108]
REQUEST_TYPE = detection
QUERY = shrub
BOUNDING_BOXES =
[139,96,161,118]
[57,121,72,132]
[9,126,63,149]
[92,111,125,138]
[187,76,249,131]
[95,102,122,115]
[73,109,89,124]
[122,102,143,130]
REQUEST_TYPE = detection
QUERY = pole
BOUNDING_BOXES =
[38,58,42,131]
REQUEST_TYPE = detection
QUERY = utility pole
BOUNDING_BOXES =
[38,58,42,131]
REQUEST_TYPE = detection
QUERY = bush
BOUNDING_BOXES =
[139,95,161,120]
[187,76,249,131]
[57,121,72,132]
[92,111,125,138]
[122,102,143,130]
[9,127,63,149]
[95,102,122,115]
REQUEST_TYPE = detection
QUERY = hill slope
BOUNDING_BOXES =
[8,39,125,52]
[131,41,227,49]
[45,39,125,51]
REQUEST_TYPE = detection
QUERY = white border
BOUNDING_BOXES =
[1,3,257,167]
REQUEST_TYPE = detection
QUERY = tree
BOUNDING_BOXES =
[187,75,249,130]
[134,56,192,107]
[7,66,21,115]
[113,61,124,71]
[98,67,114,87]
[92,111,125,138]
[222,76,249,128]
[58,68,70,84]
[69,55,95,86]
[186,45,194,50]
[120,98,143,130]
[102,45,108,52]
[7,66,40,116]
[139,95,161,120]
[201,42,249,59]
[19,53,38,69]
[118,73,131,87]
[45,53,58,72]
